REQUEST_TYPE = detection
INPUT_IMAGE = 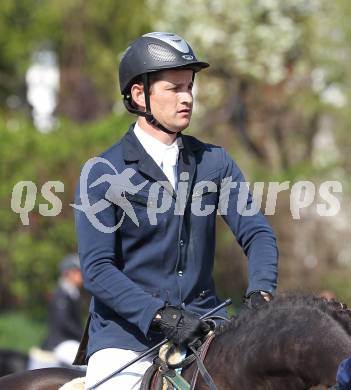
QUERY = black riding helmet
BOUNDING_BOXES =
[119,32,209,134]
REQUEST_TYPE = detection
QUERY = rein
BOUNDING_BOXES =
[154,332,217,390]
[154,314,231,390]
[87,300,232,390]
[188,332,217,390]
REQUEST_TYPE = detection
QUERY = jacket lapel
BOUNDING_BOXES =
[177,135,197,206]
[122,124,201,201]
[122,124,175,198]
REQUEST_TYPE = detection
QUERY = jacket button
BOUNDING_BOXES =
[177,270,183,276]
[199,290,206,298]
[179,240,184,246]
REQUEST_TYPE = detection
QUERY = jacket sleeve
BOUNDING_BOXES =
[74,159,164,336]
[219,149,278,296]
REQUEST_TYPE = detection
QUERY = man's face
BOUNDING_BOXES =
[149,69,194,133]
[66,268,83,287]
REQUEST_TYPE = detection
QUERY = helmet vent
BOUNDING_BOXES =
[147,44,177,62]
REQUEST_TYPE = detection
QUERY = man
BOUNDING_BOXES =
[74,32,278,389]
[41,254,83,366]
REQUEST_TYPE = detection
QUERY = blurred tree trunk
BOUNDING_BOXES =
[57,1,112,122]
[202,70,320,171]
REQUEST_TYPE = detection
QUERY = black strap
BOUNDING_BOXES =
[188,344,217,390]
[141,74,178,135]
[142,73,152,119]
[140,363,159,390]
[123,87,176,137]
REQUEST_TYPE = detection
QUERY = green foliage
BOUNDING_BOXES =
[0,113,131,316]
[1,0,351,319]
[148,0,351,172]
[0,0,153,108]
[0,311,45,352]
[321,270,351,306]
[149,0,329,82]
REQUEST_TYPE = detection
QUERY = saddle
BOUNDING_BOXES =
[140,332,216,390]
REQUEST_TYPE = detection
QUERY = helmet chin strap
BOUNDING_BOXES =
[123,95,177,135]
[145,114,177,135]
[141,74,178,135]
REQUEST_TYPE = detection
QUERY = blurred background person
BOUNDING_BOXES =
[42,253,83,366]
[29,254,83,369]
[319,289,337,301]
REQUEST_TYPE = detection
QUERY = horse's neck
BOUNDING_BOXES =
[193,309,351,390]
[186,333,307,389]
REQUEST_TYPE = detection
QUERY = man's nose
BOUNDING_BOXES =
[180,91,193,105]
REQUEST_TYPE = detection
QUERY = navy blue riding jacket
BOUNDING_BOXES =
[74,124,278,357]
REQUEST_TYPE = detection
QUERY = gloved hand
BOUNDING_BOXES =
[151,306,210,348]
[244,291,272,310]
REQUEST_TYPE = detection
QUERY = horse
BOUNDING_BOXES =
[181,293,351,389]
[0,348,28,376]
[0,367,82,390]
[0,293,351,390]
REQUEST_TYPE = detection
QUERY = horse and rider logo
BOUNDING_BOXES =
[71,157,148,233]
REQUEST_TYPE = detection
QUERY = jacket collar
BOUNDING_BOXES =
[122,123,202,162]
[122,124,145,162]
[121,123,201,199]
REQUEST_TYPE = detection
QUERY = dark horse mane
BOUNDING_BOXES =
[217,293,351,338]
[183,293,351,390]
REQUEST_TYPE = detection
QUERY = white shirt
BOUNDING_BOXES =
[59,277,80,300]
[134,122,179,189]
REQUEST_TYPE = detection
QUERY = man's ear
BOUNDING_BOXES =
[130,83,146,110]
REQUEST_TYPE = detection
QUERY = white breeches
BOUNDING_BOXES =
[85,348,155,390]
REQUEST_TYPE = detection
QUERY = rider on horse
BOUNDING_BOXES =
[74,31,278,389]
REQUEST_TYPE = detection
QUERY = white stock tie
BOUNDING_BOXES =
[161,145,179,190]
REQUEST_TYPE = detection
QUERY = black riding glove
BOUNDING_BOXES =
[244,291,272,310]
[151,306,210,348]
